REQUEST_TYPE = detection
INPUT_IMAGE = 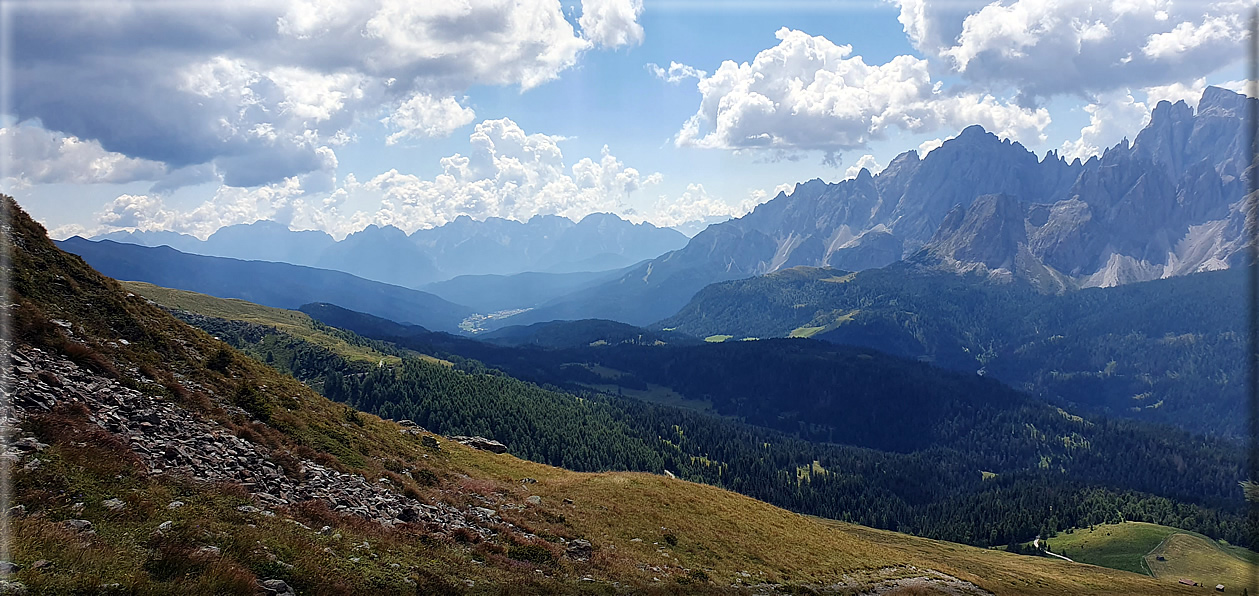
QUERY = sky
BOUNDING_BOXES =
[1,0,1253,240]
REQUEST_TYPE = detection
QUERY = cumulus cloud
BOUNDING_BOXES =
[893,0,1248,100]
[1144,77,1208,107]
[1217,79,1259,98]
[674,28,1050,156]
[646,61,707,83]
[94,177,310,239]
[1059,90,1151,161]
[8,0,636,188]
[917,137,945,157]
[645,183,766,230]
[580,0,645,48]
[1,123,166,189]
[383,93,476,144]
[843,154,885,180]
[352,118,660,232]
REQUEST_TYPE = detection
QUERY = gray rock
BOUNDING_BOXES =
[450,436,508,454]
[566,539,593,561]
[0,580,26,595]
[102,498,125,511]
[525,495,542,505]
[62,519,92,532]
[167,501,185,509]
[0,562,19,574]
[259,578,295,596]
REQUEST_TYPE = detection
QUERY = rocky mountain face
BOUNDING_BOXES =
[94,212,688,288]
[509,86,1253,327]
[919,85,1251,290]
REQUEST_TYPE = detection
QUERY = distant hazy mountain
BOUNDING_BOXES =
[500,86,1252,327]
[90,212,688,288]
[57,237,472,332]
[422,267,634,313]
[409,212,687,276]
[314,224,439,289]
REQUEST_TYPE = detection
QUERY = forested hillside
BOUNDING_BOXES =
[156,295,1252,551]
[658,264,1247,436]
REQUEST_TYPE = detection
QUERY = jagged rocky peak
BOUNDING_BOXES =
[922,194,1027,271]
[1197,85,1249,118]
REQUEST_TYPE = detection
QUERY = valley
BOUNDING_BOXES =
[10,3,1257,594]
[4,195,1222,594]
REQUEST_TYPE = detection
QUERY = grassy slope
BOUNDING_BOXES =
[121,280,448,367]
[1040,522,1178,574]
[96,291,1208,595]
[1147,532,1259,592]
[4,196,1202,594]
[1019,522,1258,592]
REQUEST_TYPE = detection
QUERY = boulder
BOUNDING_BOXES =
[450,436,508,454]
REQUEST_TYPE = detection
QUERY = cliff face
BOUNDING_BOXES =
[486,87,1255,326]
[660,86,1252,291]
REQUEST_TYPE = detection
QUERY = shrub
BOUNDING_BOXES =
[507,544,555,566]
[233,384,271,423]
[207,347,233,373]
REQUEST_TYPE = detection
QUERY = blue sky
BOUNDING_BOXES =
[2,0,1252,239]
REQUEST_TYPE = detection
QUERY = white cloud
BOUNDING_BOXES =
[894,0,1249,99]
[675,28,1050,156]
[9,0,614,189]
[646,183,760,229]
[580,0,645,49]
[1144,77,1208,107]
[646,61,707,83]
[1141,14,1244,60]
[1060,90,1151,161]
[1216,79,1259,98]
[383,93,476,144]
[917,137,945,156]
[93,177,312,240]
[351,118,660,232]
[844,154,884,179]
[1,123,167,189]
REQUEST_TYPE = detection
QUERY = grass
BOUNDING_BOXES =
[122,281,450,367]
[449,443,1204,595]
[1146,532,1259,592]
[820,272,858,283]
[1018,522,1259,593]
[789,326,826,338]
[1040,522,1177,575]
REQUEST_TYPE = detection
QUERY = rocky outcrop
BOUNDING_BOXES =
[5,344,502,537]
[450,436,508,454]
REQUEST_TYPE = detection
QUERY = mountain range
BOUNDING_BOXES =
[93,212,689,288]
[489,86,1253,328]
[56,237,472,332]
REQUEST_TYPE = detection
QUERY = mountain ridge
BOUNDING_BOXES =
[93,211,689,288]
[490,86,1253,328]
[55,237,473,332]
